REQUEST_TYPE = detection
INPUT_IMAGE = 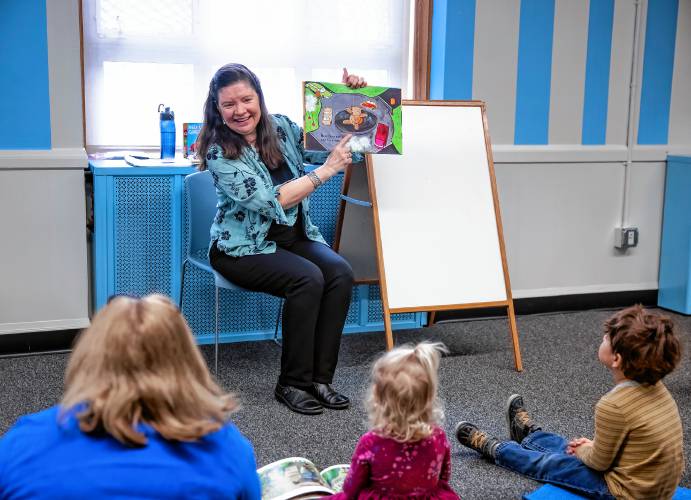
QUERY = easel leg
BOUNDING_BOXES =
[507,301,523,372]
[332,164,353,252]
[383,309,394,350]
[365,156,395,351]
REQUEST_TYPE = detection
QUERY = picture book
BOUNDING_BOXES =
[183,122,203,163]
[303,81,402,155]
[258,457,349,500]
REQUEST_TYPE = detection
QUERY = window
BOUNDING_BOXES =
[82,0,412,151]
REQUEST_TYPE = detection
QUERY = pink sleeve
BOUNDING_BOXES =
[339,433,374,499]
[436,430,460,498]
[440,434,452,483]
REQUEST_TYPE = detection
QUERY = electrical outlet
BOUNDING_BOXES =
[614,227,639,249]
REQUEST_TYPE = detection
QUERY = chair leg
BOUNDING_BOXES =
[214,286,219,375]
[179,259,188,310]
[273,298,283,347]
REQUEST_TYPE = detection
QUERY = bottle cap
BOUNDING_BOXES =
[158,104,175,120]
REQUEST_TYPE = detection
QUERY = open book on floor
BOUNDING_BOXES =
[258,457,349,499]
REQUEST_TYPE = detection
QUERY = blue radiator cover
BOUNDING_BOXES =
[91,160,424,344]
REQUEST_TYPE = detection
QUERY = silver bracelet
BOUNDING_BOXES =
[306,171,323,190]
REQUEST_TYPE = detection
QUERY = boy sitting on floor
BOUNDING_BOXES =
[455,305,684,500]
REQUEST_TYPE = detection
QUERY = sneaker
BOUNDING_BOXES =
[506,394,540,442]
[455,421,500,461]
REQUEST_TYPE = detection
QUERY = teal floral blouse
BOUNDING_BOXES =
[207,114,329,257]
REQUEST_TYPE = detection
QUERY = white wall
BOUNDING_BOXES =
[0,169,89,333]
[494,153,665,298]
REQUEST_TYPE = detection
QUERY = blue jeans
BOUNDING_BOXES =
[495,431,615,499]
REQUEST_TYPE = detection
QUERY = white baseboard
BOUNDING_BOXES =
[512,282,658,300]
[0,317,90,335]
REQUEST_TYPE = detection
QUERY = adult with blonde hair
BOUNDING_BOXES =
[330,342,460,499]
[0,294,261,499]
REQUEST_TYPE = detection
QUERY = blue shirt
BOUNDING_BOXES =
[0,406,261,499]
[207,114,329,257]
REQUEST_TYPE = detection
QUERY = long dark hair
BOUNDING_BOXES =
[197,63,283,171]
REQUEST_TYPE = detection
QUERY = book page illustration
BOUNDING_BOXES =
[304,81,402,154]
[258,457,334,500]
[320,464,349,492]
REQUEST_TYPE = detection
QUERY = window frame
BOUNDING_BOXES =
[79,0,431,152]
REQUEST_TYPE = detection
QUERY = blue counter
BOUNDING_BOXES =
[90,160,424,344]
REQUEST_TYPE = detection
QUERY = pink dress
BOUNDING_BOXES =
[328,426,460,499]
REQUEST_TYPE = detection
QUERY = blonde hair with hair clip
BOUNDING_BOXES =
[61,294,237,446]
[366,342,446,442]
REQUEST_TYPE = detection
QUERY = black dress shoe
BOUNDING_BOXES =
[274,383,323,415]
[308,383,350,410]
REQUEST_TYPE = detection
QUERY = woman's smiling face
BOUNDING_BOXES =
[217,80,261,142]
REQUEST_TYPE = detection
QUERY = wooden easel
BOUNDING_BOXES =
[333,101,523,372]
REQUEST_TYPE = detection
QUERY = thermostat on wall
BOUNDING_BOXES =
[614,227,639,249]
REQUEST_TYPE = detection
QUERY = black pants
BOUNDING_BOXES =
[210,240,353,387]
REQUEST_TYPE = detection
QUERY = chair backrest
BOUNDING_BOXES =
[184,170,218,258]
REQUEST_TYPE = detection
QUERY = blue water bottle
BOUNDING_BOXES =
[158,104,176,159]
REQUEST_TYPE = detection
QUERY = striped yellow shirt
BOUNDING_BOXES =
[575,381,684,500]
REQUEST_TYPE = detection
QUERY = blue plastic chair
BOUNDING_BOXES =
[179,170,281,374]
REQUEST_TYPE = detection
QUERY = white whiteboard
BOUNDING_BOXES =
[370,103,508,310]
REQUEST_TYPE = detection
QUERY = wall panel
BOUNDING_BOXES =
[472,0,520,144]
[669,0,691,145]
[637,0,679,144]
[514,0,556,144]
[549,0,589,144]
[495,162,663,297]
[0,169,89,334]
[582,0,615,145]
[606,0,636,145]
[46,0,84,149]
[0,0,51,149]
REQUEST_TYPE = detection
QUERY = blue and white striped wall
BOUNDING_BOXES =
[0,0,90,334]
[431,0,690,147]
[431,0,691,299]
[0,0,688,314]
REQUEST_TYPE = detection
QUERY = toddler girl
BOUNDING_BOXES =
[331,342,459,499]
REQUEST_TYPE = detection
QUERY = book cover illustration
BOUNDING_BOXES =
[183,122,203,162]
[258,457,349,500]
[319,464,349,492]
[303,81,402,154]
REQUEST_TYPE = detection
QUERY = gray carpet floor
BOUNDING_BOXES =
[1,308,689,499]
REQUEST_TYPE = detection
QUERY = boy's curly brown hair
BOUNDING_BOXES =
[604,304,682,385]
